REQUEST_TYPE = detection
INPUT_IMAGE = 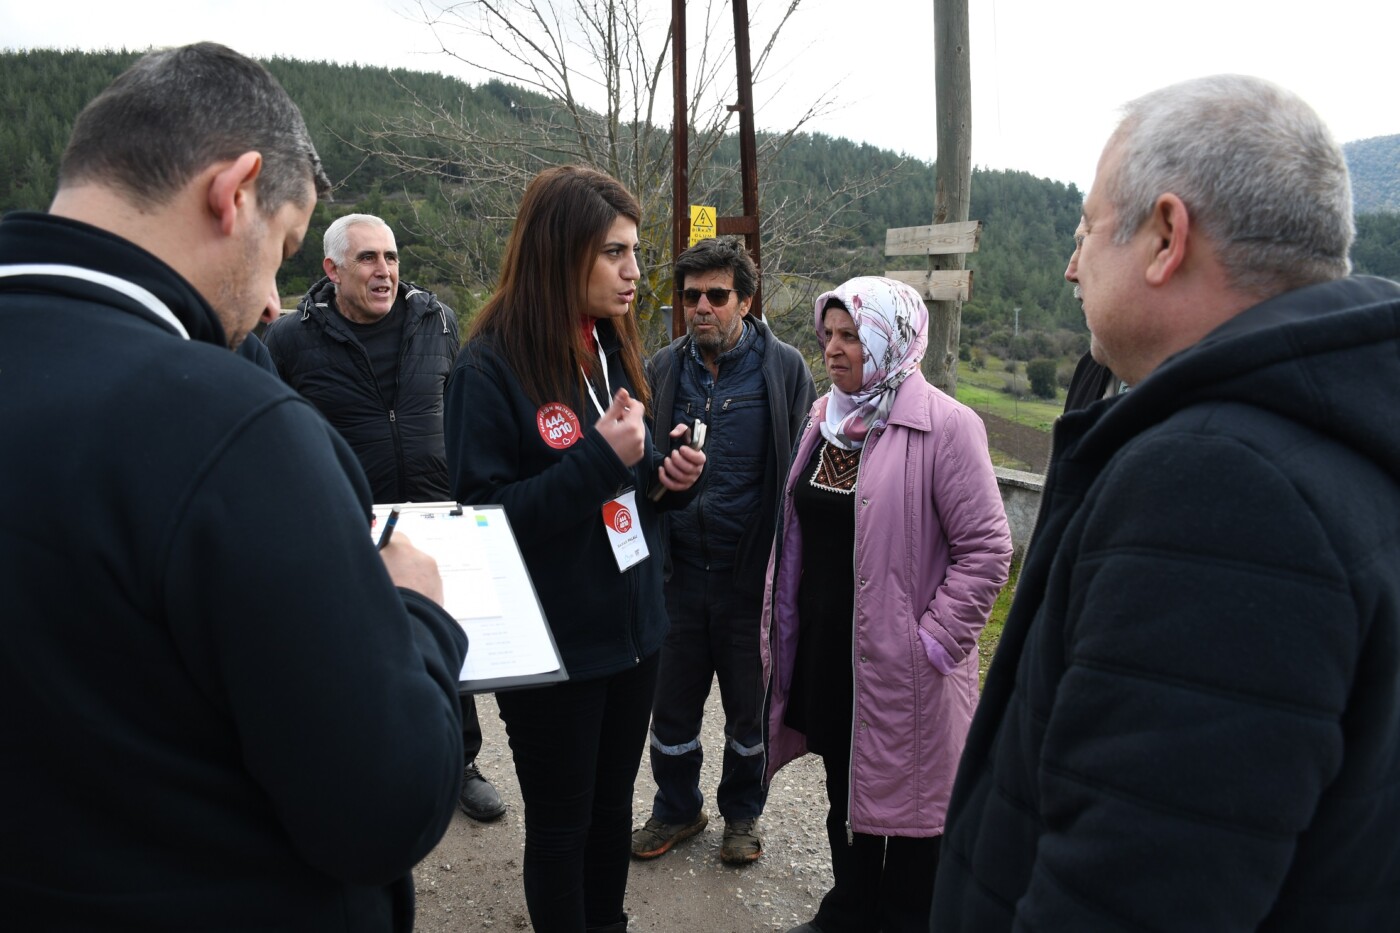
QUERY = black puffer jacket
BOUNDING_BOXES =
[264,277,459,503]
[648,316,815,598]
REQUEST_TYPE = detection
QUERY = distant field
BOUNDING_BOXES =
[954,355,1064,471]
[956,356,1064,432]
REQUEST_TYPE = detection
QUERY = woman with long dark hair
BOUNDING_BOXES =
[445,164,704,933]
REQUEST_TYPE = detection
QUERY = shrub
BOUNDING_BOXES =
[1027,358,1058,399]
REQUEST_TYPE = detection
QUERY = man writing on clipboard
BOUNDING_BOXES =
[0,44,468,930]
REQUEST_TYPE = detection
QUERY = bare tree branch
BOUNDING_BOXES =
[354,0,900,337]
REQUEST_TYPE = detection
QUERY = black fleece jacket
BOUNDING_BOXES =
[445,321,696,680]
[0,212,467,931]
[934,276,1400,931]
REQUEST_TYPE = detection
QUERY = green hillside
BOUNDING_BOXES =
[1345,134,1400,215]
[3,48,1397,371]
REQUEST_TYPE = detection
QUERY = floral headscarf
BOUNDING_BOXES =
[813,276,928,450]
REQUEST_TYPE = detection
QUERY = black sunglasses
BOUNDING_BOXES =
[680,287,737,307]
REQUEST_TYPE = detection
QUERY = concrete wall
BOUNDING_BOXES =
[995,467,1044,559]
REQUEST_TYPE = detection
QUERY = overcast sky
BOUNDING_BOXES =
[5,0,1396,194]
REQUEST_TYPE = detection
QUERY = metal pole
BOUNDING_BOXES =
[670,0,689,338]
[1012,306,1020,417]
[730,0,762,320]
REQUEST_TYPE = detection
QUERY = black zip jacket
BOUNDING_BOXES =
[264,276,459,503]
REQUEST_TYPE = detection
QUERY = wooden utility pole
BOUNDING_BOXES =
[885,1,976,392]
[928,0,971,394]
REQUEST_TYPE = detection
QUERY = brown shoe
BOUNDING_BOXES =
[720,817,763,864]
[631,811,708,859]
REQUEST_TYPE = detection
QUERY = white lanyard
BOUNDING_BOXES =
[582,324,612,416]
[0,263,190,339]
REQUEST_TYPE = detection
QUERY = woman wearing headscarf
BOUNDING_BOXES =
[761,276,1012,933]
[445,164,705,933]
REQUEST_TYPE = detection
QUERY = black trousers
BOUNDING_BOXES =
[495,653,659,933]
[460,694,482,761]
[813,745,942,933]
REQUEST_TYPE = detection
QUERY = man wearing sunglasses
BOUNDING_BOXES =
[633,236,815,866]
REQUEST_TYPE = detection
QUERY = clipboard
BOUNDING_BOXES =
[371,502,568,694]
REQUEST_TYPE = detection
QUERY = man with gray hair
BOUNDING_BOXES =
[264,213,503,821]
[0,43,470,928]
[932,75,1400,930]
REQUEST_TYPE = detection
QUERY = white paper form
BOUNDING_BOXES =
[371,503,566,692]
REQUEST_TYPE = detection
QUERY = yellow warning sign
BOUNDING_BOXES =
[689,205,716,247]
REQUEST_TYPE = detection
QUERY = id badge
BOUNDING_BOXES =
[602,488,649,572]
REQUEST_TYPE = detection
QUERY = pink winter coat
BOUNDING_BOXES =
[761,370,1012,836]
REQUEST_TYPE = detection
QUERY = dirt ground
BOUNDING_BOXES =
[975,409,1052,473]
[413,410,1039,933]
[414,689,835,933]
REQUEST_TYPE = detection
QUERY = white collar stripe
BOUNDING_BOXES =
[0,263,191,340]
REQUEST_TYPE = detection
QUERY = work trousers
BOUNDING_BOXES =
[814,744,942,933]
[647,563,766,824]
[496,653,659,933]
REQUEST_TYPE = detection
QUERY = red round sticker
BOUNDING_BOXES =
[604,500,633,534]
[537,402,582,450]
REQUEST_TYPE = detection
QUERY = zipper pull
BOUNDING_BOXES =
[389,410,396,422]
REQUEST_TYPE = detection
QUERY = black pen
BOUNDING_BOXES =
[376,508,401,550]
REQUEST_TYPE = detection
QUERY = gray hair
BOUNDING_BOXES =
[324,213,393,266]
[673,236,759,299]
[58,42,331,214]
[1107,74,1353,295]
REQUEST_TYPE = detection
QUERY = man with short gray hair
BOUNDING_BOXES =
[264,213,503,822]
[933,74,1400,930]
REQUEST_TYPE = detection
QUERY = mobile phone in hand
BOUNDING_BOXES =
[650,419,706,501]
[688,420,708,452]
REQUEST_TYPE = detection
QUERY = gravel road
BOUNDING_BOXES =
[413,685,834,933]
